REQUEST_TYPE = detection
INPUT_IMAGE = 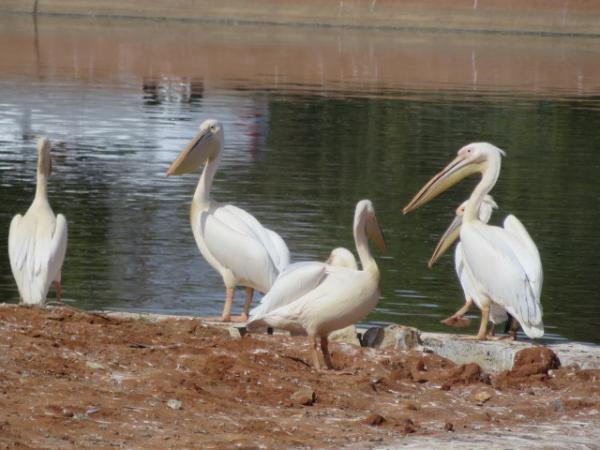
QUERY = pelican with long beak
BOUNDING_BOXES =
[9,137,68,306]
[429,196,509,332]
[166,119,290,322]
[404,143,543,340]
[247,200,386,370]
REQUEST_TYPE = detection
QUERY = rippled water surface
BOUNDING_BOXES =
[1,16,599,343]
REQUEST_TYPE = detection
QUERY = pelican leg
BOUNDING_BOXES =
[235,287,254,322]
[311,336,322,370]
[320,337,334,370]
[475,305,490,340]
[54,280,62,304]
[441,298,473,327]
[220,287,235,322]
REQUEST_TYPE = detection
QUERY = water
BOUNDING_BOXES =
[1,15,599,343]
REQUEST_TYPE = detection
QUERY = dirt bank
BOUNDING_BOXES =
[0,305,599,449]
[2,0,600,36]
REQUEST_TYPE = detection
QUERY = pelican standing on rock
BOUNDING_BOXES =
[8,137,68,306]
[166,119,290,322]
[247,200,386,370]
[404,143,543,340]
[429,196,509,331]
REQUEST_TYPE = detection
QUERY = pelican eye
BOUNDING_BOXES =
[210,124,217,132]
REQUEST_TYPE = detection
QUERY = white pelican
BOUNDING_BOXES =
[247,200,386,370]
[249,247,358,321]
[166,119,290,322]
[8,137,68,306]
[404,142,543,340]
[428,196,509,332]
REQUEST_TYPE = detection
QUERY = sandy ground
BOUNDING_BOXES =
[0,305,599,449]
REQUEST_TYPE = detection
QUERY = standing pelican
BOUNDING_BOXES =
[249,247,358,320]
[8,137,68,306]
[404,143,543,340]
[247,200,386,370]
[166,119,290,322]
[429,196,508,332]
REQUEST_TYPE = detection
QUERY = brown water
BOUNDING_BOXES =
[1,15,600,343]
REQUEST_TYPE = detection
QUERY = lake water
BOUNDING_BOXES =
[1,15,599,343]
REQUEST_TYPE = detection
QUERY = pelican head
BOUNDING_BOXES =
[166,119,224,176]
[355,199,387,253]
[37,137,52,176]
[403,142,505,214]
[428,195,498,268]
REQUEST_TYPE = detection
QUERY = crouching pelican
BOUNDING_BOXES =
[9,137,68,306]
[429,196,509,332]
[404,143,543,340]
[248,247,358,322]
[247,200,386,370]
[166,119,290,322]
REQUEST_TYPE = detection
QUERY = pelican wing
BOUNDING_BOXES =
[46,214,68,283]
[200,206,283,292]
[503,214,543,298]
[8,212,67,305]
[214,204,289,272]
[249,262,327,318]
[460,223,543,338]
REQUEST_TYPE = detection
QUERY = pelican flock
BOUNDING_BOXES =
[6,124,545,372]
[8,137,68,306]
[247,200,386,370]
[166,119,290,322]
[404,142,543,340]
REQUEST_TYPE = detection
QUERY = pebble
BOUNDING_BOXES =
[167,399,182,410]
[291,388,316,406]
[364,413,386,426]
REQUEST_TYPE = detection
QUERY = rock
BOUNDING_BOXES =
[86,361,104,370]
[329,326,360,346]
[473,390,493,404]
[361,325,420,350]
[420,332,518,373]
[290,388,316,406]
[167,399,182,410]
[227,327,246,339]
[511,347,561,377]
[364,413,386,426]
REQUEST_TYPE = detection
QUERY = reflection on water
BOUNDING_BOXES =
[1,15,600,343]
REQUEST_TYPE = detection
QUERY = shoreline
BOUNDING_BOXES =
[1,1,600,37]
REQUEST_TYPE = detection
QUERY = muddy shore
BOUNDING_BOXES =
[0,305,599,449]
[2,0,600,36]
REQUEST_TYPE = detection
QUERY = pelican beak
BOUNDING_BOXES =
[166,128,217,176]
[428,214,462,268]
[367,215,387,253]
[403,153,481,214]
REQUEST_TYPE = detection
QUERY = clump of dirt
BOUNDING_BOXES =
[493,347,562,388]
[0,305,598,449]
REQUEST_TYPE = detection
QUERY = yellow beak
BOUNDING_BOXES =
[428,214,462,268]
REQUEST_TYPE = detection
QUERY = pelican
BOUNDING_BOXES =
[247,200,386,370]
[8,137,68,306]
[404,142,543,340]
[249,247,358,320]
[429,196,509,332]
[166,119,290,322]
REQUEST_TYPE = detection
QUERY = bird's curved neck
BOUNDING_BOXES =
[193,153,221,206]
[354,216,379,279]
[464,158,501,223]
